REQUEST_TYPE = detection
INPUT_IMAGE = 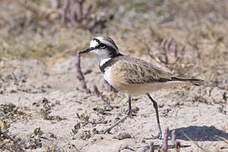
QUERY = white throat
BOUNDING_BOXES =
[100,58,112,67]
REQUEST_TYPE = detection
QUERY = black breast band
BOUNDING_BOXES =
[99,54,123,73]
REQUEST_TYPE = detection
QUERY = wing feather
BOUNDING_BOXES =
[111,56,172,84]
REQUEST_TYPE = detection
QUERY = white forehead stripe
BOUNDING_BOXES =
[90,40,99,48]
[104,41,117,50]
[95,37,118,50]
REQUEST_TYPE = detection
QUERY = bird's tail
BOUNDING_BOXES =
[171,77,204,86]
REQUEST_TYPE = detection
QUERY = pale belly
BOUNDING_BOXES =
[103,67,113,85]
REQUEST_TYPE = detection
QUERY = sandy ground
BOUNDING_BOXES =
[0,56,227,152]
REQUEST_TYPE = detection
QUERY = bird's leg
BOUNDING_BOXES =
[146,93,162,139]
[104,95,132,134]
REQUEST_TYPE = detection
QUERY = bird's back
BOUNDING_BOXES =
[110,56,172,83]
[104,55,202,95]
[105,56,175,95]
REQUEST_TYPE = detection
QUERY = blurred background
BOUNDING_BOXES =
[0,0,228,88]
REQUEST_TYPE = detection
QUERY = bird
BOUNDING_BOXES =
[79,36,203,139]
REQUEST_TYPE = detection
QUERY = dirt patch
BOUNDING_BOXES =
[0,56,227,152]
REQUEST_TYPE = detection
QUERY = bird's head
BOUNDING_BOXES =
[80,36,120,60]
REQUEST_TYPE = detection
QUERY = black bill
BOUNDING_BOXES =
[79,47,94,54]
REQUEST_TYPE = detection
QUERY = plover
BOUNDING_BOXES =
[79,36,203,138]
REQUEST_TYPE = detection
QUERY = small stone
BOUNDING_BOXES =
[114,132,131,140]
[0,120,7,132]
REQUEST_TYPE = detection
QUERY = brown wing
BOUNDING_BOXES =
[111,56,173,84]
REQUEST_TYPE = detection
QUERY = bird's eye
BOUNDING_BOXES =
[99,44,106,49]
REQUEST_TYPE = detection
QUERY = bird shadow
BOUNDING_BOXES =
[171,125,228,141]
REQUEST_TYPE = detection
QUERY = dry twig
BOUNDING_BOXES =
[159,38,186,64]
[162,128,169,151]
[75,54,91,94]
[138,128,190,152]
[104,80,118,93]
[61,0,93,26]
[76,52,118,95]
[60,0,113,32]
